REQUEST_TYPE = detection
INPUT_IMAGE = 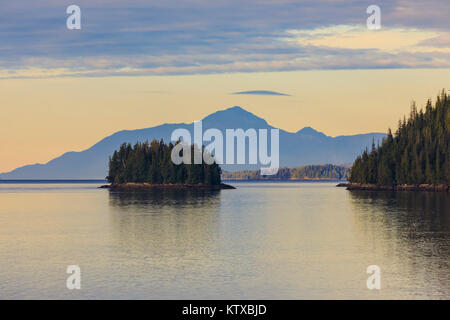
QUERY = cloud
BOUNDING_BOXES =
[232,90,291,96]
[285,26,440,52]
[417,34,450,48]
[0,1,449,78]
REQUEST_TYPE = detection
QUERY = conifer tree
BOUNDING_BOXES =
[106,140,222,185]
[349,90,449,185]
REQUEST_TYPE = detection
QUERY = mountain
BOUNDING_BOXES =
[0,106,386,179]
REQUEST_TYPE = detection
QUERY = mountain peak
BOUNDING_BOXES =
[228,106,246,111]
[0,106,386,179]
[205,105,253,117]
[202,106,269,128]
[296,126,327,137]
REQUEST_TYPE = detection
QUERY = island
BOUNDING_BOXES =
[100,140,235,190]
[222,164,350,181]
[339,89,449,192]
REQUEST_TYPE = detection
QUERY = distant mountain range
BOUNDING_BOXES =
[0,106,386,179]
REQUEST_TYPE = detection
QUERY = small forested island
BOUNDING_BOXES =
[342,90,449,192]
[102,140,234,190]
[222,164,350,181]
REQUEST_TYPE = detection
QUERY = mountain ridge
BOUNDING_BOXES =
[0,106,386,179]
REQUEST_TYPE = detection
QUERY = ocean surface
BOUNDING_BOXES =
[0,181,448,299]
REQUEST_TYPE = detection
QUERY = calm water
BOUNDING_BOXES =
[0,181,448,299]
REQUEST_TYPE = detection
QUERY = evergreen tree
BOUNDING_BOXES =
[106,140,222,185]
[349,90,449,185]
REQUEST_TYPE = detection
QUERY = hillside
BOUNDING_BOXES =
[349,90,449,186]
[222,164,350,181]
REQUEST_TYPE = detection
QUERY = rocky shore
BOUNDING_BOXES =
[99,182,236,190]
[336,182,449,192]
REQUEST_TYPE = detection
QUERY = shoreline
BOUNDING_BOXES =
[336,182,449,192]
[99,182,236,190]
[222,178,345,181]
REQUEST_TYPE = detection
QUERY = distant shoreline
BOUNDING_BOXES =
[337,182,449,192]
[0,179,342,184]
[100,182,236,190]
[0,179,106,184]
[222,178,346,182]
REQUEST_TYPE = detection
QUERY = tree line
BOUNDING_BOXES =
[349,90,449,185]
[222,164,350,180]
[106,140,222,185]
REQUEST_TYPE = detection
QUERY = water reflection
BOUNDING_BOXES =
[349,191,450,298]
[107,189,223,264]
[109,188,222,209]
[349,191,449,249]
[0,182,448,299]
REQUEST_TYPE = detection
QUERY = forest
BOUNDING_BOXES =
[106,140,222,185]
[349,90,449,185]
[222,164,350,180]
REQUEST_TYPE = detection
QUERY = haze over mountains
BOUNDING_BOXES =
[0,107,386,179]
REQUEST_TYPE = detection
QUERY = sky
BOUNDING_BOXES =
[0,0,449,172]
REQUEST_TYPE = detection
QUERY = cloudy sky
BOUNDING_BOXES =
[0,0,449,172]
[1,0,449,78]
